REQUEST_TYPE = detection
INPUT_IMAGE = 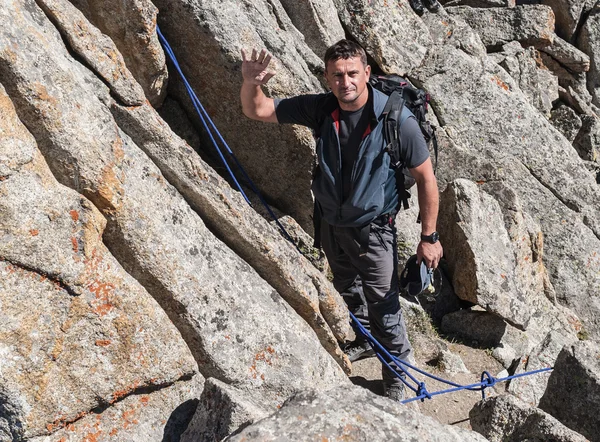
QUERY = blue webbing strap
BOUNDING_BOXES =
[350,311,553,403]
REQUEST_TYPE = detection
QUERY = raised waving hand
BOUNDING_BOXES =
[241,48,275,85]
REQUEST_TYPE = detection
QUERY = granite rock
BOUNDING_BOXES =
[227,385,488,441]
[470,394,588,442]
[0,83,197,440]
[68,0,168,106]
[539,340,600,441]
[446,5,556,50]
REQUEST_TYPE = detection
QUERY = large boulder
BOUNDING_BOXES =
[333,0,432,75]
[68,0,168,106]
[413,12,600,339]
[153,0,325,232]
[30,377,203,442]
[540,35,591,73]
[0,83,197,440]
[490,42,558,116]
[227,385,488,441]
[110,99,351,371]
[541,0,590,41]
[578,5,600,107]
[539,340,600,441]
[446,5,556,50]
[438,179,552,329]
[470,394,588,442]
[540,51,596,114]
[277,0,345,58]
[36,0,146,106]
[507,330,577,406]
[0,0,348,412]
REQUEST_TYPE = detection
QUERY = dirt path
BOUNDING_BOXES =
[350,340,506,429]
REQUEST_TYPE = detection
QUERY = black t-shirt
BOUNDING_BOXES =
[338,105,370,199]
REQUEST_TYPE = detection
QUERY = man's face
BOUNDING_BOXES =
[325,56,371,110]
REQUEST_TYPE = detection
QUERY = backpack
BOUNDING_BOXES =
[369,74,438,212]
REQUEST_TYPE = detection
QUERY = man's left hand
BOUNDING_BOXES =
[417,241,443,269]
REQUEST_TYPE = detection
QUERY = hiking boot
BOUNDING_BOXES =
[409,0,425,15]
[384,383,406,402]
[344,341,375,362]
[423,0,441,12]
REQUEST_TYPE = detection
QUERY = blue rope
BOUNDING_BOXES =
[349,311,553,403]
[156,26,296,245]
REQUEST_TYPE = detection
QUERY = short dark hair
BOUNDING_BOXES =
[324,39,367,69]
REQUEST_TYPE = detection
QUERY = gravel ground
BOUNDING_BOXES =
[348,296,507,430]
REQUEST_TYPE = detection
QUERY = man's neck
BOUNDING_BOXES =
[338,88,370,112]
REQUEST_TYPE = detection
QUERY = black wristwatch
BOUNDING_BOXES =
[421,231,440,244]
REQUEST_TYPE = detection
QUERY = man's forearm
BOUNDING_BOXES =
[240,81,276,122]
[416,175,439,235]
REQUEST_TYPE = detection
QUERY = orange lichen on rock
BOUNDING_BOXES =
[249,346,277,379]
[122,408,140,430]
[95,339,111,347]
[112,136,125,162]
[30,229,39,236]
[567,315,583,333]
[491,75,510,92]
[96,163,124,212]
[47,410,89,434]
[88,280,115,316]
[110,380,140,403]
[32,82,58,107]
[70,210,79,222]
[81,430,102,442]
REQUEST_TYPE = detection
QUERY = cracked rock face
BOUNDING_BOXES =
[36,0,146,106]
[446,5,556,50]
[1,0,600,439]
[438,179,534,329]
[0,1,348,438]
[152,0,325,232]
[277,0,345,58]
[227,385,488,441]
[109,100,351,372]
[29,376,204,442]
[470,394,588,442]
[334,0,432,75]
[415,13,600,339]
[539,340,600,441]
[68,0,169,106]
[0,83,197,441]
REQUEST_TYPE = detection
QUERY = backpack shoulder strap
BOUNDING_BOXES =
[382,91,405,165]
[382,91,412,211]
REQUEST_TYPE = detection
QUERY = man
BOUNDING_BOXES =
[240,40,443,401]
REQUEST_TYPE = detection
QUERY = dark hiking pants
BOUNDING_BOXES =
[321,215,413,387]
